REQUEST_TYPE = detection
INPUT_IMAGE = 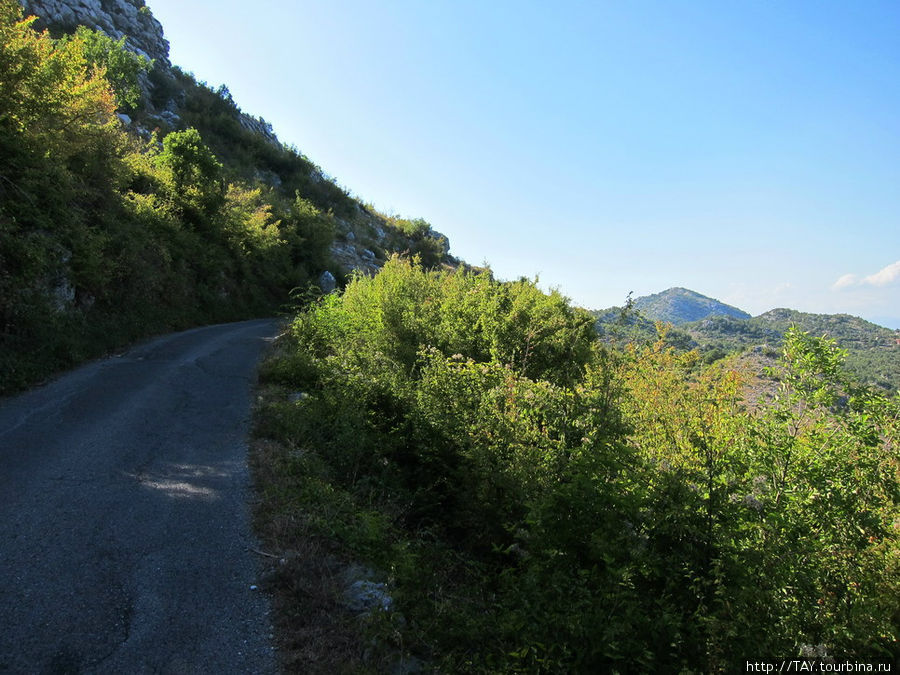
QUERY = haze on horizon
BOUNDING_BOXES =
[146,0,900,329]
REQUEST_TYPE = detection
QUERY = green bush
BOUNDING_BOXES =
[260,260,899,671]
[57,26,152,111]
[0,2,337,393]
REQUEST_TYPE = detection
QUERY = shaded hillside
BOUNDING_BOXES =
[1,0,452,394]
[632,287,751,325]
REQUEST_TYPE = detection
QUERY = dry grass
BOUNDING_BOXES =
[249,428,372,673]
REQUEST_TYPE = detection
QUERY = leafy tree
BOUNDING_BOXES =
[56,26,152,111]
[290,195,335,273]
[620,328,899,666]
[154,127,225,225]
[0,3,117,161]
[157,127,222,192]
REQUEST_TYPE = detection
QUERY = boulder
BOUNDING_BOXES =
[343,580,392,613]
[318,270,336,293]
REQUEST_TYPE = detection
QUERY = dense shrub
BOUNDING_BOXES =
[0,1,336,393]
[260,260,899,671]
[56,25,152,111]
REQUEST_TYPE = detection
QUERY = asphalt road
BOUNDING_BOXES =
[0,319,282,674]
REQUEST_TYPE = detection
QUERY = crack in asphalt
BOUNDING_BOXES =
[82,586,134,672]
[0,319,281,673]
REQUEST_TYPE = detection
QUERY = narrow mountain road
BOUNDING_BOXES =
[0,319,281,674]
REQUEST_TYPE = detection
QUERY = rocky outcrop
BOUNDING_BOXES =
[330,240,381,276]
[426,226,451,257]
[20,0,169,64]
[318,271,336,294]
[239,115,280,146]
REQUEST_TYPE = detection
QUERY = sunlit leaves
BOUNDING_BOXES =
[58,25,152,111]
[271,260,898,670]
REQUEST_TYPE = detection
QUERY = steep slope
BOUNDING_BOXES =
[16,0,454,277]
[632,287,751,325]
[2,0,453,394]
[21,0,169,63]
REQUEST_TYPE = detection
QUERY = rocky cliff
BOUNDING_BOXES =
[20,0,169,64]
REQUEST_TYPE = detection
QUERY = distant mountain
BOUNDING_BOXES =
[741,310,900,391]
[750,308,898,347]
[631,287,751,325]
[592,295,900,392]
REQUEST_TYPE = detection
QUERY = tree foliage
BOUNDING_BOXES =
[0,1,336,393]
[56,25,152,111]
[259,262,899,672]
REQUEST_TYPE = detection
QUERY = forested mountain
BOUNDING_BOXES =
[595,296,900,392]
[705,309,900,393]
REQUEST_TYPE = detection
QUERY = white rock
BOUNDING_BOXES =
[318,271,336,293]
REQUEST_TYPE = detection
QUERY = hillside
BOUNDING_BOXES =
[255,260,900,671]
[1,0,452,394]
[632,287,751,325]
[4,2,898,671]
[594,295,900,391]
[694,309,900,392]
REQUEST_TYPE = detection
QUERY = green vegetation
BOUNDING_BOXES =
[255,259,899,672]
[4,4,898,669]
[752,310,900,392]
[57,25,152,111]
[595,303,900,393]
[0,2,415,394]
[631,287,751,325]
[0,1,462,395]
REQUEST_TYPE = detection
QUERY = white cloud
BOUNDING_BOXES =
[863,260,900,287]
[832,260,900,290]
[832,273,859,290]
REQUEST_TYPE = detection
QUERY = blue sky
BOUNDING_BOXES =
[146,0,899,327]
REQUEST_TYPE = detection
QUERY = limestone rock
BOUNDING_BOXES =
[50,275,75,312]
[318,270,336,294]
[238,114,280,146]
[426,227,451,256]
[20,0,170,65]
[329,241,381,276]
[343,580,392,613]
